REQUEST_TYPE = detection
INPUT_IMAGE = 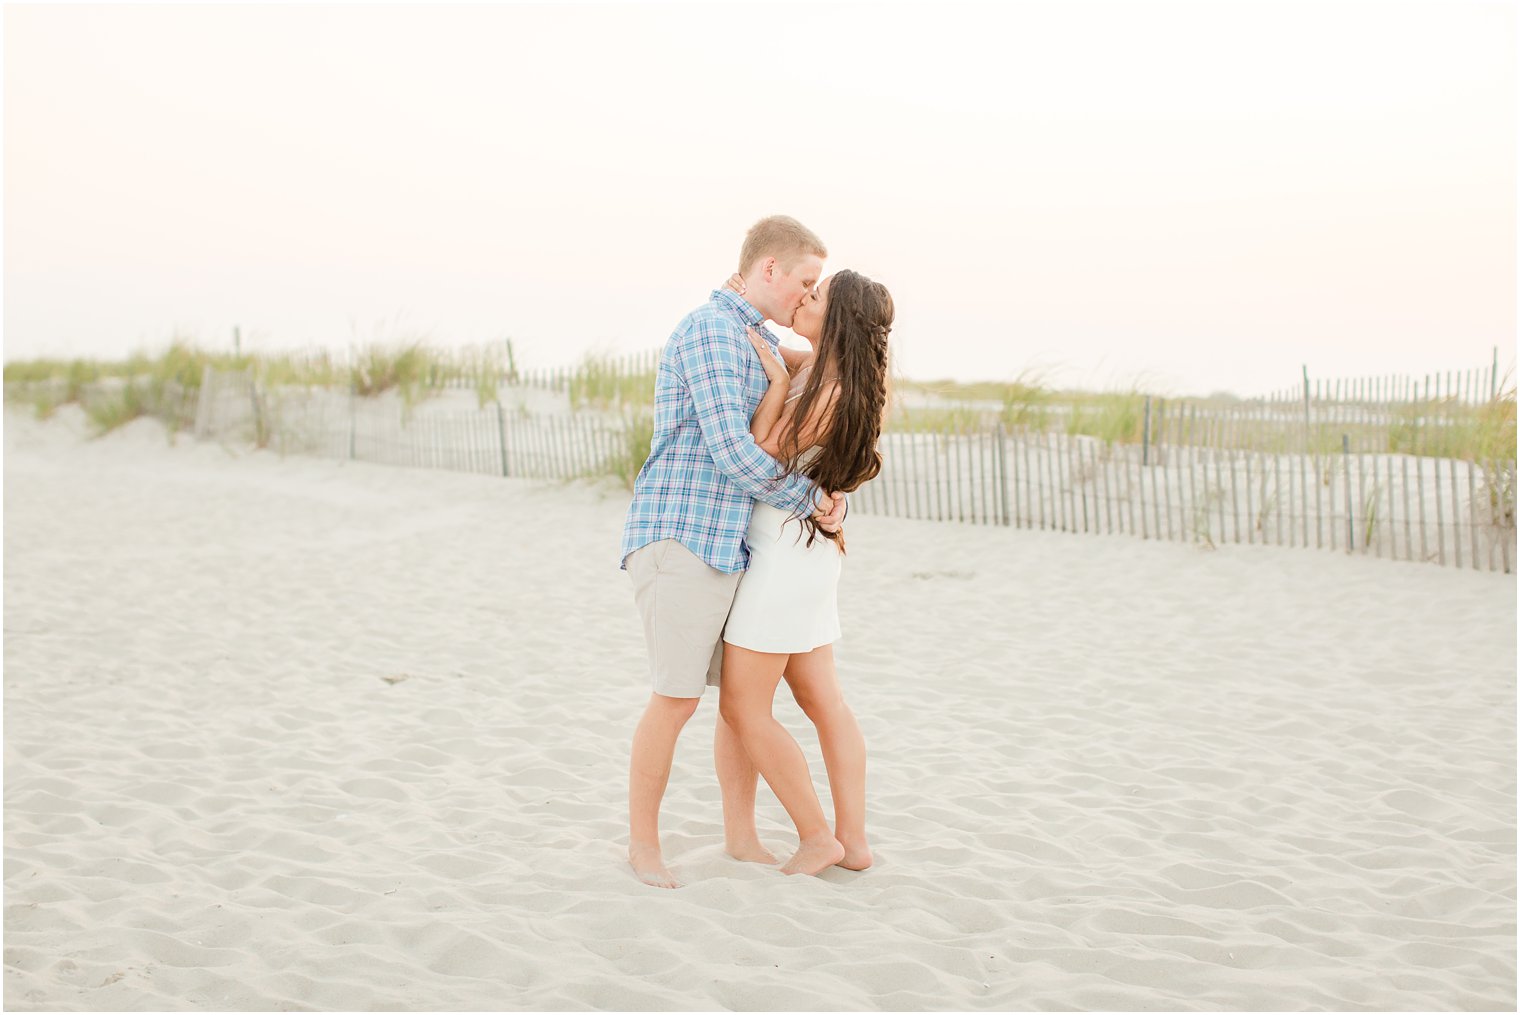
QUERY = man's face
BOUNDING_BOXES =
[765,254,825,328]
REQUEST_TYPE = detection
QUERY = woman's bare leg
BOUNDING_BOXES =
[784,644,872,870]
[718,642,844,875]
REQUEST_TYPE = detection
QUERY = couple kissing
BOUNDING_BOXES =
[619,214,895,888]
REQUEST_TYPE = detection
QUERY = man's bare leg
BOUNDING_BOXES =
[629,692,701,888]
[715,707,778,864]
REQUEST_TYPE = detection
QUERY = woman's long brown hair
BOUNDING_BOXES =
[774,269,894,549]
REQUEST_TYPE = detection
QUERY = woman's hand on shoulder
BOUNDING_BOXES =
[746,327,790,385]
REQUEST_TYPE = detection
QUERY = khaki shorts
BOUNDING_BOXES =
[626,539,742,699]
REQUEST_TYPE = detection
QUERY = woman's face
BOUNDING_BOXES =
[791,275,831,342]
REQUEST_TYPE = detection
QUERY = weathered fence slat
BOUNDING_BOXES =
[1468,459,1480,571]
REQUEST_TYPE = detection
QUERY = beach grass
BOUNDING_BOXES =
[1065,388,1149,444]
[351,342,441,406]
[84,380,150,435]
[1382,375,1516,461]
[888,403,987,434]
[602,411,655,491]
[4,338,522,413]
[6,342,1514,466]
[568,352,657,412]
[257,349,346,391]
[452,341,519,408]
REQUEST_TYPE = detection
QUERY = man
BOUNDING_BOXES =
[620,215,846,889]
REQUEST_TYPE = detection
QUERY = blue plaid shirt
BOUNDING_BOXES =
[620,288,821,574]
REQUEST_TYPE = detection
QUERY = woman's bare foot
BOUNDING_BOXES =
[629,844,681,889]
[725,838,780,865]
[836,838,873,871]
[780,835,846,876]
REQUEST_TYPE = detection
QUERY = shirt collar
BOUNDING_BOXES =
[710,287,766,330]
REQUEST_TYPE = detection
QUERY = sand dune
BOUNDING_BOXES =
[4,405,1514,1011]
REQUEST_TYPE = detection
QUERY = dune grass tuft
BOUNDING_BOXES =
[1065,389,1149,444]
[351,341,442,406]
[605,411,656,490]
[84,381,150,435]
[568,352,657,412]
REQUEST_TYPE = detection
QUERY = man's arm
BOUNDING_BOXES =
[675,320,820,515]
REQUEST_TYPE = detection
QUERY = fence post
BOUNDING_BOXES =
[194,364,213,439]
[1142,395,1151,467]
[248,369,265,448]
[348,375,357,461]
[1342,433,1353,553]
[995,422,1010,526]
[1468,459,1480,570]
[1504,460,1516,575]
[496,401,511,477]
[1301,365,1311,456]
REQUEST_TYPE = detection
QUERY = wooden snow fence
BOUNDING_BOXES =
[186,367,1517,575]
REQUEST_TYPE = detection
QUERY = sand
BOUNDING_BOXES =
[4,404,1515,1011]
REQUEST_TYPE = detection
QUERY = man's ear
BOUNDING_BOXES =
[761,256,776,282]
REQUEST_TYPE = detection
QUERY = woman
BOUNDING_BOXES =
[718,269,894,876]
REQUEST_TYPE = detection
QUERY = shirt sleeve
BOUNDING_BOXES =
[675,318,820,515]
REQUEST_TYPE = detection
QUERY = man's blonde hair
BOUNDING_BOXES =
[738,215,827,274]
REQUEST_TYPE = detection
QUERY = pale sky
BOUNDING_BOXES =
[4,1,1516,397]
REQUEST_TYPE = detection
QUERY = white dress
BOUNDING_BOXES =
[722,370,842,654]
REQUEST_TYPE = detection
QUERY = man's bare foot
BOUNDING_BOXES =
[629,844,681,889]
[725,838,779,865]
[780,835,846,876]
[836,838,873,871]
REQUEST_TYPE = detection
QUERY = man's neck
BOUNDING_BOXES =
[724,274,773,322]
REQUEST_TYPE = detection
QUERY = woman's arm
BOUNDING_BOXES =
[751,377,789,445]
[746,328,790,444]
[757,380,842,458]
[675,320,823,515]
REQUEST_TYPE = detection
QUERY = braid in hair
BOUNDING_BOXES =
[773,270,895,549]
